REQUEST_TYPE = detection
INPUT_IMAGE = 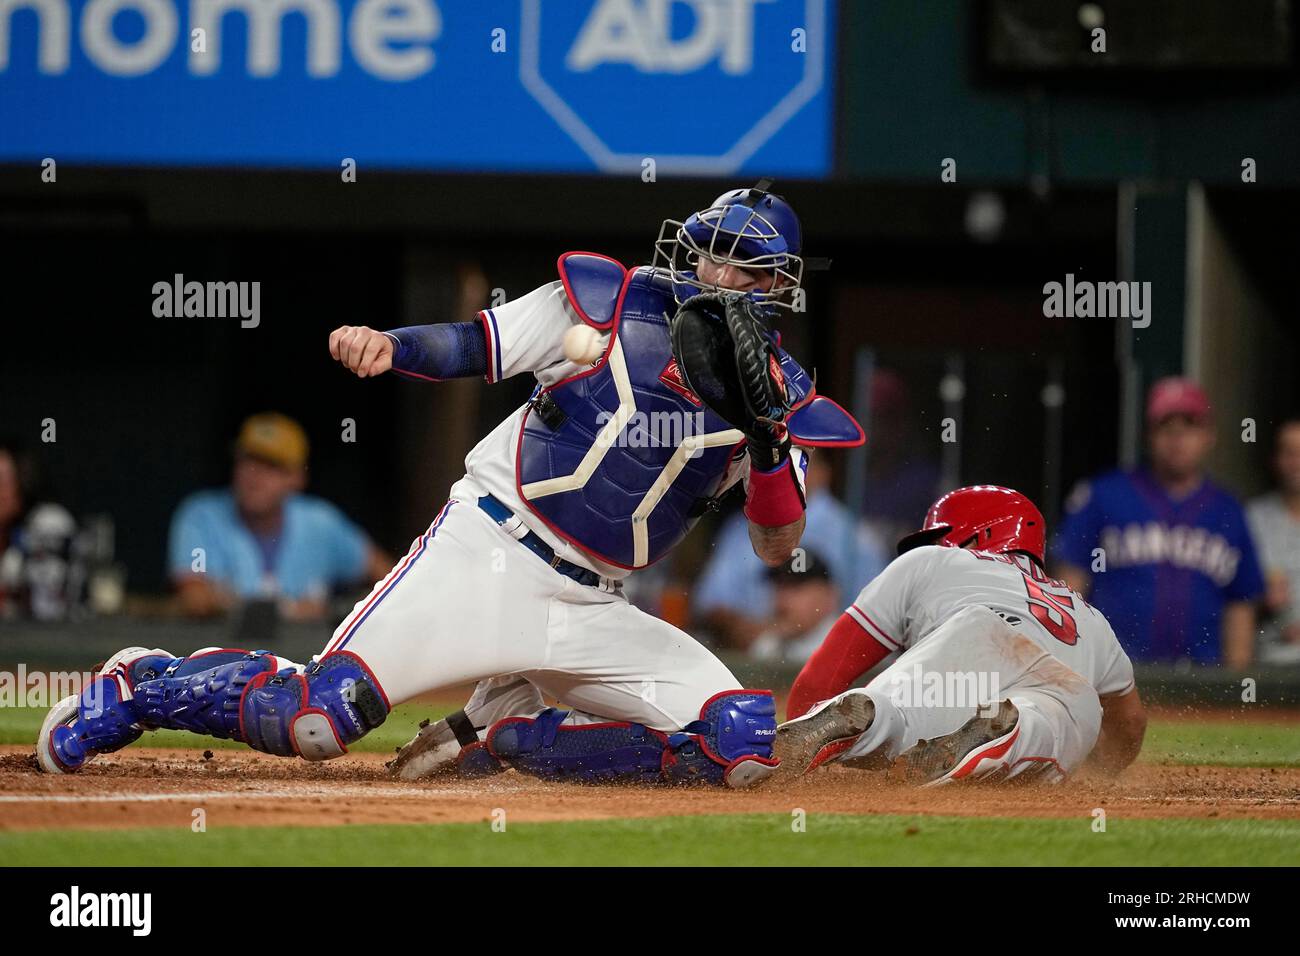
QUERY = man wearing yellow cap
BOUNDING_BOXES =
[166,412,392,620]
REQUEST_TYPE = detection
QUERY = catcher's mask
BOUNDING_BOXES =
[653,180,804,311]
[897,485,1047,567]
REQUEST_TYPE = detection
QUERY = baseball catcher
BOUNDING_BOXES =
[38,183,864,788]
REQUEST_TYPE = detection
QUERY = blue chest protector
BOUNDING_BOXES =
[516,253,863,570]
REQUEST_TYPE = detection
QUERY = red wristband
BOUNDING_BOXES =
[743,458,805,527]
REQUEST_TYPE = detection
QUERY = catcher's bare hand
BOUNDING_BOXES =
[329,325,394,378]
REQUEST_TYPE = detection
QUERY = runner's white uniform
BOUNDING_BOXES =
[830,545,1134,779]
[316,279,805,733]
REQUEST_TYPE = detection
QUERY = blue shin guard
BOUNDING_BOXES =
[132,649,282,742]
[661,690,779,787]
[486,708,670,784]
[239,652,391,759]
[46,647,390,770]
[134,649,389,759]
[486,690,779,788]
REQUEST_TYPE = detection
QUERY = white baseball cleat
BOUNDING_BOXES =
[387,717,464,780]
[772,691,875,778]
[35,693,83,775]
[895,699,1021,787]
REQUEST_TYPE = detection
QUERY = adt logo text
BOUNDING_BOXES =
[522,0,830,174]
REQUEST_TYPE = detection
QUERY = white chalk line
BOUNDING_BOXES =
[0,784,527,805]
[1118,794,1300,806]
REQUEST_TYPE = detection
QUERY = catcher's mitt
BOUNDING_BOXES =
[669,293,793,469]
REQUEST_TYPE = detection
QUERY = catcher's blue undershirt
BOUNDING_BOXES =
[385,322,488,381]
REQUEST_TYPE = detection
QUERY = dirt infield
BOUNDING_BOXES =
[1,745,1297,832]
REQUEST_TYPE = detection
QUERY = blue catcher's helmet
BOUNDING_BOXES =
[653,181,805,311]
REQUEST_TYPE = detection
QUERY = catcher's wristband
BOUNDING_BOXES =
[744,453,806,528]
[745,425,790,471]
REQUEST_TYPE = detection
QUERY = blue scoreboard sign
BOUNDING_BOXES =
[1,0,834,176]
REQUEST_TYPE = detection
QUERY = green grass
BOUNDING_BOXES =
[1140,720,1300,768]
[4,703,1296,765]
[3,815,1298,866]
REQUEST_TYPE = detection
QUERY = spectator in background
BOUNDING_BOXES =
[0,440,32,568]
[1051,378,1263,669]
[0,438,84,621]
[1246,416,1300,664]
[693,454,888,650]
[748,549,840,664]
[168,412,392,621]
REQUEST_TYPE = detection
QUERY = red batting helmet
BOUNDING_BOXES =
[896,485,1046,566]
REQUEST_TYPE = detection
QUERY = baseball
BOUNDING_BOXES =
[563,324,605,364]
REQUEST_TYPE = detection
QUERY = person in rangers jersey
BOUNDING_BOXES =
[1051,377,1263,669]
[773,486,1148,785]
[37,184,864,789]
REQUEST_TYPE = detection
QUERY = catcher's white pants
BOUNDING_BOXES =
[316,478,739,732]
[837,605,1103,780]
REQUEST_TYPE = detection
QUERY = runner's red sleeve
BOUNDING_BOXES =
[743,458,805,527]
[786,612,891,720]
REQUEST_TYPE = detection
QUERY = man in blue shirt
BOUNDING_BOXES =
[1051,378,1263,668]
[168,413,392,620]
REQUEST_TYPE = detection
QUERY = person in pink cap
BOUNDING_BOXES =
[1050,377,1263,668]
